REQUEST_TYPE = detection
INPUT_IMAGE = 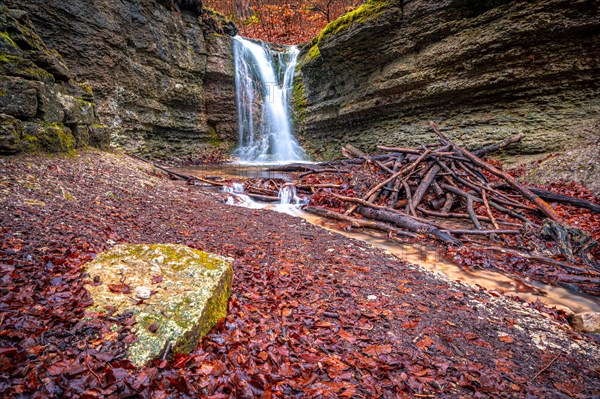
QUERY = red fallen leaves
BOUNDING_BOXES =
[415,336,434,351]
[107,283,131,294]
[363,344,392,356]
[0,347,17,356]
[1,153,599,399]
[499,335,515,343]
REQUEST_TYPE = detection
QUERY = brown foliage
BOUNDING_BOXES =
[204,0,362,44]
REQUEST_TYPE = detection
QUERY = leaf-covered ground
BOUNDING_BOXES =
[0,151,599,398]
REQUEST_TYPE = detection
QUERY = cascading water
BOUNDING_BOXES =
[278,183,302,206]
[233,36,307,163]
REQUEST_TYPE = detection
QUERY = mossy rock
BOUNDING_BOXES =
[301,0,391,65]
[0,113,21,154]
[84,244,233,367]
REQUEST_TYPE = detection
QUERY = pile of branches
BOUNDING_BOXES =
[303,122,600,272]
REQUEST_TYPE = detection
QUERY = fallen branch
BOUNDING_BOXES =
[529,187,600,214]
[357,206,462,246]
[303,206,417,238]
[473,134,525,157]
[430,121,562,223]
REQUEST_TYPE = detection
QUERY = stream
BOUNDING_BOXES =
[176,164,600,315]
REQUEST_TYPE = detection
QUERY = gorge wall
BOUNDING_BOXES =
[0,4,108,154]
[295,0,600,162]
[5,0,237,161]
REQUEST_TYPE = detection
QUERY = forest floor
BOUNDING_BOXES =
[1,150,599,398]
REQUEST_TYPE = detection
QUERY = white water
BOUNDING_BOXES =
[223,183,263,209]
[233,36,307,162]
[278,183,302,206]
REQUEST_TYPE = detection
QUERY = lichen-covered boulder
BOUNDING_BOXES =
[84,244,233,367]
[571,312,600,334]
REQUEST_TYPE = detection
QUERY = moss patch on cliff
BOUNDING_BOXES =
[318,0,390,39]
[19,122,76,154]
[0,6,106,154]
[303,0,391,63]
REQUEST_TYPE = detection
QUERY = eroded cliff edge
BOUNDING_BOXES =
[295,0,600,163]
[6,0,237,160]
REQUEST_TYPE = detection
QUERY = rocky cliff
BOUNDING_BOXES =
[295,0,600,161]
[5,0,237,160]
[0,4,108,154]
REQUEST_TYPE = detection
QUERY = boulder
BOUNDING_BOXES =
[84,244,233,367]
[571,312,600,334]
[0,76,38,118]
[0,113,21,154]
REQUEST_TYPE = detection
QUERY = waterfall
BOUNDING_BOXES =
[233,36,307,163]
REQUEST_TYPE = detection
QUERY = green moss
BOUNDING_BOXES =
[0,52,20,64]
[22,66,54,82]
[303,0,390,64]
[318,0,389,39]
[79,82,93,94]
[305,44,321,62]
[206,124,223,148]
[0,31,18,49]
[0,51,54,82]
[93,244,222,272]
[23,122,76,154]
[292,75,308,126]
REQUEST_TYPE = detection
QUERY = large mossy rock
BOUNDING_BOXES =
[84,244,233,367]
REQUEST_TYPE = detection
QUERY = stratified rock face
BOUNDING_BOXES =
[0,5,108,154]
[85,244,233,367]
[296,0,600,160]
[6,0,237,160]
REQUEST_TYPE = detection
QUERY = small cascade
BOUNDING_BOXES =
[223,182,306,209]
[233,36,307,163]
[278,183,302,206]
[223,183,261,208]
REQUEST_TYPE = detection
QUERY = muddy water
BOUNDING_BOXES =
[175,164,600,314]
[175,163,305,181]
[275,205,600,314]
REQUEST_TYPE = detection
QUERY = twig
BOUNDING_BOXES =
[85,355,102,383]
[162,341,172,362]
[529,353,560,382]
[482,188,500,230]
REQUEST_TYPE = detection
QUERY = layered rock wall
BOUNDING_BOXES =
[296,0,600,161]
[0,5,108,154]
[6,0,237,160]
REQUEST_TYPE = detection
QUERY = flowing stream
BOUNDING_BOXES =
[172,163,600,314]
[233,36,306,162]
[221,183,600,313]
